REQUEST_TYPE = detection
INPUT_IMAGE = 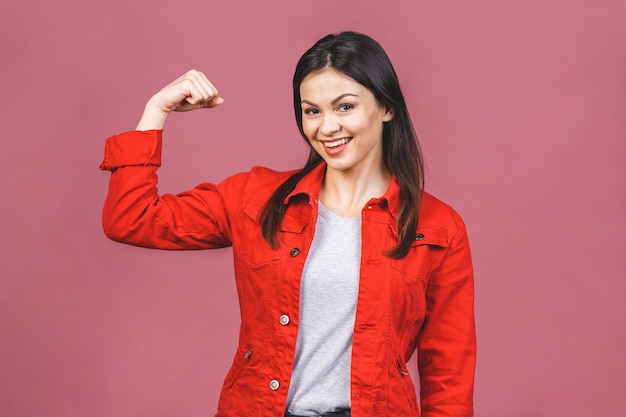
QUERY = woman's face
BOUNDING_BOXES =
[299,68,393,175]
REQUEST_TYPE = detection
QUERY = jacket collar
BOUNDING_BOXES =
[285,162,402,220]
[284,162,325,204]
[376,175,402,221]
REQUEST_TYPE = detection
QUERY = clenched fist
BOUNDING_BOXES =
[136,70,224,130]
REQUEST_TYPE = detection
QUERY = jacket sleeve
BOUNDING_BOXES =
[417,215,476,417]
[99,130,246,250]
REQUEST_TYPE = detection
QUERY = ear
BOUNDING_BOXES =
[383,108,394,123]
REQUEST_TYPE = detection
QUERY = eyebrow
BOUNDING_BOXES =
[301,93,359,107]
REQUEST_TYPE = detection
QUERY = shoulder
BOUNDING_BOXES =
[249,166,299,181]
[221,166,299,204]
[418,191,467,240]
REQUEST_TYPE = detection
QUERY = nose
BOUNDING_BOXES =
[319,114,340,137]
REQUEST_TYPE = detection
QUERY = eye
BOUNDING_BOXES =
[337,103,353,112]
[303,108,319,115]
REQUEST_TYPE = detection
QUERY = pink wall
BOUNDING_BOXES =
[1,1,625,416]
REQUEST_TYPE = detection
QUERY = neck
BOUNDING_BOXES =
[319,164,392,218]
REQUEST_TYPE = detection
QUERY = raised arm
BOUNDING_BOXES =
[100,70,239,250]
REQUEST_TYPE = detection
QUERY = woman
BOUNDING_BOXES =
[100,32,475,417]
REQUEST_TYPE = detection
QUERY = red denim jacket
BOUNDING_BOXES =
[100,130,476,417]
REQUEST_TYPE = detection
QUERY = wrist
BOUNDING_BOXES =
[136,100,170,131]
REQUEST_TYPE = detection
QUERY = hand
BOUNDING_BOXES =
[136,70,224,130]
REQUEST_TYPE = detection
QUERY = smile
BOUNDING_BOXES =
[322,138,352,148]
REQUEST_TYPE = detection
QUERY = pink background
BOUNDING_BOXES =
[1,1,625,416]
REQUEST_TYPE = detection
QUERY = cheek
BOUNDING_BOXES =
[301,119,317,141]
[343,110,376,135]
[344,118,372,137]
[356,112,386,137]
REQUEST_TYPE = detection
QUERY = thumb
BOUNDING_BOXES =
[203,96,224,108]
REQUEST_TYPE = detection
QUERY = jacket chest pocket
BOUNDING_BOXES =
[390,227,449,332]
[241,203,308,267]
[391,227,449,284]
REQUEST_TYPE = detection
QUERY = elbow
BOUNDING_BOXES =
[102,218,126,243]
[102,209,136,244]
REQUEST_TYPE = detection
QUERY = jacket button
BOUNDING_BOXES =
[414,233,425,241]
[279,315,290,325]
[269,379,280,390]
[290,248,300,257]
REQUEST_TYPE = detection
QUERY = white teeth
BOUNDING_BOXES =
[324,138,350,148]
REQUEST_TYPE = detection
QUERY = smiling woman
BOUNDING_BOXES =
[299,69,393,197]
[100,31,476,417]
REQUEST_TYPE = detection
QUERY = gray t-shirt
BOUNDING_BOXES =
[285,202,362,415]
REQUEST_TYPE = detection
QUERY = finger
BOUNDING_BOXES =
[188,71,222,107]
[179,78,210,106]
[176,95,222,112]
[205,96,224,108]
[186,74,212,102]
[196,71,219,97]
[156,70,222,112]
[178,69,218,100]
[178,91,224,110]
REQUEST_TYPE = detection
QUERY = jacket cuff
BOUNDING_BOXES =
[99,130,163,171]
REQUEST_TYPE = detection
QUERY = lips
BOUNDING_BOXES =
[318,137,352,157]
[322,137,352,148]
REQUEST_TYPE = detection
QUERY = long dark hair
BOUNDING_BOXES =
[260,31,424,259]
